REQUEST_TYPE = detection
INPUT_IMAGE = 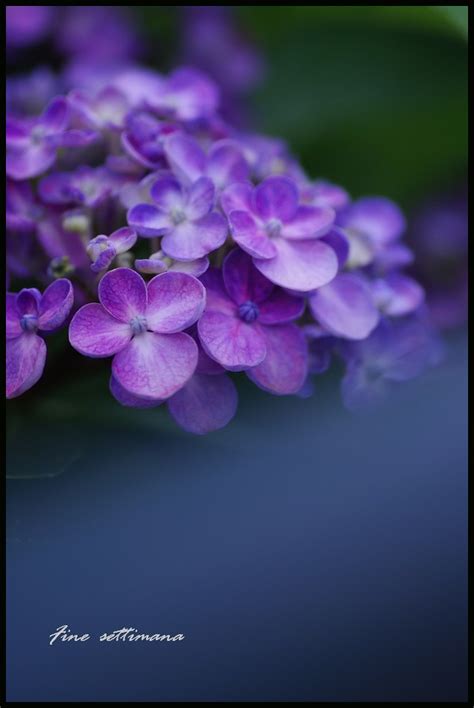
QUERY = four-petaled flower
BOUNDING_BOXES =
[87,227,137,272]
[6,279,74,398]
[69,268,206,400]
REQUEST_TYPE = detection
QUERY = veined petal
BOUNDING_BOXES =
[146,272,206,333]
[229,210,276,259]
[6,333,46,399]
[38,278,74,331]
[247,323,308,395]
[168,373,238,434]
[98,267,147,322]
[69,303,132,357]
[197,310,266,371]
[127,203,172,237]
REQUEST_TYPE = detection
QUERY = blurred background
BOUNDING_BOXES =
[6,6,468,702]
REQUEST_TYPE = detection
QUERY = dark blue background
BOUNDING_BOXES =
[6,335,467,702]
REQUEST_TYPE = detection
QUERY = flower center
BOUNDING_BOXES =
[20,314,38,332]
[238,301,259,323]
[170,207,187,225]
[266,218,282,238]
[129,315,148,335]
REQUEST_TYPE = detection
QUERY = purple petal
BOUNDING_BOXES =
[338,197,406,245]
[168,373,238,434]
[6,142,57,180]
[320,228,349,268]
[372,274,425,316]
[127,203,172,237]
[16,288,40,317]
[52,129,99,148]
[308,180,350,209]
[108,226,137,254]
[374,243,414,273]
[220,181,253,216]
[163,132,206,183]
[186,177,215,220]
[258,289,304,325]
[309,273,379,340]
[99,267,147,322]
[200,268,236,316]
[110,375,162,409]
[38,278,74,331]
[222,247,273,305]
[146,272,206,333]
[6,293,22,339]
[197,311,266,371]
[38,172,77,205]
[161,212,227,261]
[254,176,299,222]
[282,205,335,239]
[207,140,249,189]
[169,256,209,277]
[6,333,47,399]
[38,96,69,134]
[91,246,116,273]
[69,303,132,357]
[112,331,198,400]
[150,176,185,211]
[254,238,338,292]
[229,210,277,259]
[247,324,308,395]
[155,67,219,121]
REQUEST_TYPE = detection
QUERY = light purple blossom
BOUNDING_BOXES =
[87,227,137,273]
[69,268,205,400]
[6,279,74,398]
[6,97,98,180]
[38,166,127,208]
[68,86,130,132]
[121,112,178,169]
[198,248,307,394]
[223,176,338,291]
[127,175,228,260]
[146,67,219,122]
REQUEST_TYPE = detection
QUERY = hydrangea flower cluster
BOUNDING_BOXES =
[6,14,440,433]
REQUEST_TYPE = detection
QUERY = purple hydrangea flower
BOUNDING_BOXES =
[163,132,249,189]
[6,179,44,233]
[87,227,137,273]
[69,268,205,400]
[127,175,228,260]
[6,279,74,398]
[121,112,178,169]
[197,248,307,394]
[146,67,219,122]
[6,97,98,180]
[38,166,128,208]
[222,176,338,291]
[68,86,130,132]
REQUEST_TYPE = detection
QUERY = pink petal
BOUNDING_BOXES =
[6,333,46,399]
[247,324,308,395]
[69,303,132,357]
[197,310,266,371]
[98,267,147,322]
[254,238,338,292]
[146,272,206,333]
[112,331,198,400]
[168,373,238,434]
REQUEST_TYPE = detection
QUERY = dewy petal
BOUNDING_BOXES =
[127,203,172,237]
[254,176,299,222]
[108,226,137,254]
[110,376,162,409]
[99,267,147,322]
[38,278,74,331]
[6,333,47,399]
[222,247,273,305]
[338,197,406,245]
[69,303,132,357]
[112,331,198,400]
[258,288,305,325]
[163,132,206,183]
[372,274,425,316]
[168,373,238,434]
[197,310,266,371]
[6,293,22,339]
[146,272,206,333]
[309,273,380,340]
[161,212,227,261]
[282,205,335,239]
[207,140,249,190]
[247,323,308,395]
[229,210,277,260]
[185,176,214,220]
[254,237,338,292]
[220,181,253,216]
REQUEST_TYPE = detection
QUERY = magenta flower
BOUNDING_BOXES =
[163,132,249,189]
[198,248,308,394]
[87,227,137,273]
[69,268,205,400]
[222,176,338,291]
[127,175,227,261]
[6,97,97,180]
[6,279,74,398]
